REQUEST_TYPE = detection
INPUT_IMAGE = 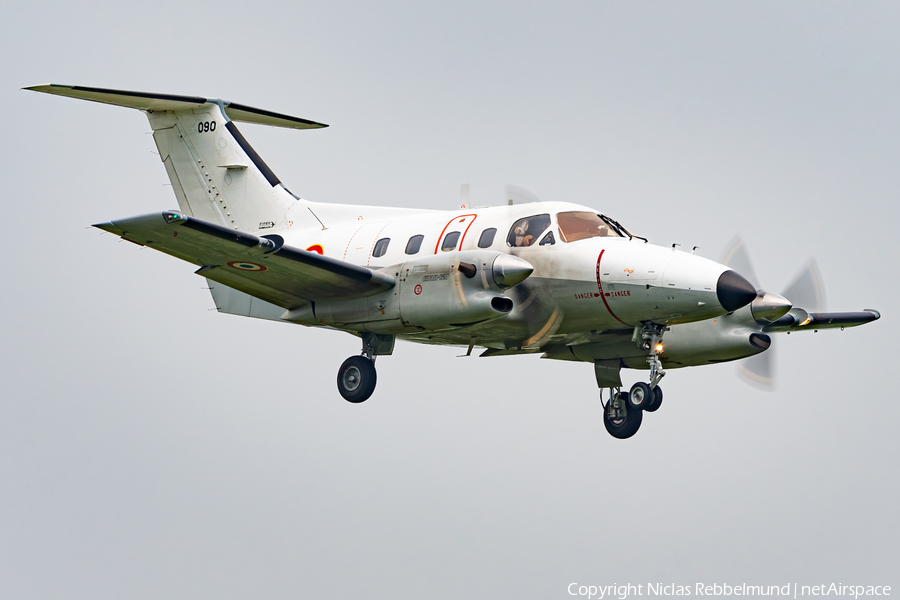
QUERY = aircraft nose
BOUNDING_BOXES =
[716,270,757,311]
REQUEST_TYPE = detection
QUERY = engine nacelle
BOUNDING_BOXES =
[397,251,524,329]
[637,307,771,368]
[304,251,532,333]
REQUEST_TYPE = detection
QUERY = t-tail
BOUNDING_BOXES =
[24,84,327,233]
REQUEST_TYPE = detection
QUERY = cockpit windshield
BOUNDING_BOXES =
[558,211,627,242]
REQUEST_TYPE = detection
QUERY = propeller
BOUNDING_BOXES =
[498,185,566,349]
[720,236,826,390]
[505,184,544,206]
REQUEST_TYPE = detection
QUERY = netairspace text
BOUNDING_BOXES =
[567,584,892,600]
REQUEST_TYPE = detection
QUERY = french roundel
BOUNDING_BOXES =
[226,261,268,272]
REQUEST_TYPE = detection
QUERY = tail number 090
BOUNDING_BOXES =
[197,121,217,133]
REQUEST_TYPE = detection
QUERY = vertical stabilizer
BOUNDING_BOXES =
[24,84,328,233]
[147,105,297,232]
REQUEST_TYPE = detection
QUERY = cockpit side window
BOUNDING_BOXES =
[507,214,551,247]
[478,228,497,248]
[557,211,624,243]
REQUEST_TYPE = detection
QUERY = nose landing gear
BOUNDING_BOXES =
[643,384,663,412]
[597,323,669,439]
[337,333,394,403]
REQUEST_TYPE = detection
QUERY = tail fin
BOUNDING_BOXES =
[25,84,327,232]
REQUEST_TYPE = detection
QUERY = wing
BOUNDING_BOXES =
[95,211,394,309]
[763,309,881,333]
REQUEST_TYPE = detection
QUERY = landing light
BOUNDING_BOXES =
[655,343,664,353]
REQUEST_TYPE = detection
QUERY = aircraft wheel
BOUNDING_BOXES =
[627,382,653,411]
[603,394,643,439]
[644,385,663,413]
[337,356,377,403]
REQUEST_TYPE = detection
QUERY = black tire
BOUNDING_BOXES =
[603,393,643,439]
[337,356,377,403]
[644,385,663,413]
[627,382,653,411]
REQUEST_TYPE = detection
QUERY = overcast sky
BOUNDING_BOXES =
[2,2,898,598]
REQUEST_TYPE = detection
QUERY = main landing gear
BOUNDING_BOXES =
[337,333,394,403]
[601,384,663,439]
[599,323,668,439]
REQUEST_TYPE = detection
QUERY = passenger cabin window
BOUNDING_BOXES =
[507,214,551,247]
[478,228,497,248]
[372,238,390,258]
[557,211,623,242]
[441,231,461,251]
[405,234,424,255]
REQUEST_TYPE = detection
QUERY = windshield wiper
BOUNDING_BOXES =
[600,215,648,243]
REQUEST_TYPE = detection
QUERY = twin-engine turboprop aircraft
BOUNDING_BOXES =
[26,84,881,439]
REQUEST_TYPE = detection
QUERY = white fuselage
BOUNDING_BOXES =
[270,199,738,350]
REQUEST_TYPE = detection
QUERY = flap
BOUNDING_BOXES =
[94,212,394,308]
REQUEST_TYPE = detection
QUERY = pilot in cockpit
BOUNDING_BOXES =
[513,222,534,247]
[508,214,552,247]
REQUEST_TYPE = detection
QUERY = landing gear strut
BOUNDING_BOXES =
[635,322,667,389]
[337,333,394,403]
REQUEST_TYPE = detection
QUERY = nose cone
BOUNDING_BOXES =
[716,270,757,311]
[492,255,534,288]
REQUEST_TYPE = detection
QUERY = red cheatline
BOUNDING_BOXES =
[595,250,628,326]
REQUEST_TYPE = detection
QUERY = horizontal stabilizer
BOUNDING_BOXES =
[95,212,393,308]
[24,84,328,130]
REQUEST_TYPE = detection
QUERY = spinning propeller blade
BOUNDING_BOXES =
[501,185,565,348]
[782,259,826,313]
[719,235,760,290]
[738,351,774,389]
[505,184,544,206]
[721,236,826,391]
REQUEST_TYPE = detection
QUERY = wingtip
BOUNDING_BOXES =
[93,222,121,235]
[22,83,68,92]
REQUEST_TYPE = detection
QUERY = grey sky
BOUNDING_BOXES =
[2,2,897,598]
